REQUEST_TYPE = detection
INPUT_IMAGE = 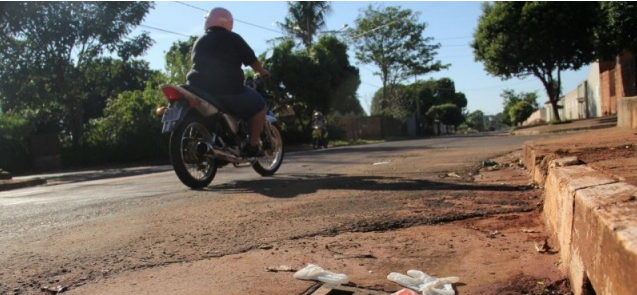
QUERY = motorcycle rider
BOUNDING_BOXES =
[311,111,328,143]
[186,7,270,157]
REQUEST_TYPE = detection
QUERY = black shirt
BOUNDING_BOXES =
[186,27,258,95]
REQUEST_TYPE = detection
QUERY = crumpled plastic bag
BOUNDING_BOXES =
[293,263,350,285]
[387,270,459,295]
[391,288,420,295]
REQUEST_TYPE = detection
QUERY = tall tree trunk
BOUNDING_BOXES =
[534,69,562,122]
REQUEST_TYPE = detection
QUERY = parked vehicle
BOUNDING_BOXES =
[157,85,284,188]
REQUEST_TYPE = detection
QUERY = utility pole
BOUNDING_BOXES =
[414,74,422,136]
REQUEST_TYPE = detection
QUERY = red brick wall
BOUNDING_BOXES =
[600,71,616,116]
[618,50,636,98]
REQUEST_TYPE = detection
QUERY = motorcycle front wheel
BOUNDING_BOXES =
[253,122,284,176]
[169,115,217,188]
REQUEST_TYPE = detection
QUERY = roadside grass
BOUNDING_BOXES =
[330,138,385,147]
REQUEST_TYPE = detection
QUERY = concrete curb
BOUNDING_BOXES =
[524,147,637,295]
[0,178,47,192]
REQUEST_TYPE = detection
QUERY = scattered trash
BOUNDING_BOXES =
[481,160,498,167]
[487,230,500,238]
[266,265,295,272]
[293,263,350,285]
[522,229,541,234]
[391,288,420,295]
[534,239,552,253]
[387,270,459,295]
[373,161,390,166]
[446,172,461,178]
[258,244,273,250]
[334,253,376,260]
[40,285,67,294]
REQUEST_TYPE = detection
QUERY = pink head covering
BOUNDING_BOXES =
[204,7,233,31]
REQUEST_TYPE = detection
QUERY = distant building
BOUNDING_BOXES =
[524,50,636,125]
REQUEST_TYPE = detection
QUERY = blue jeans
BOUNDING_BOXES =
[215,86,266,120]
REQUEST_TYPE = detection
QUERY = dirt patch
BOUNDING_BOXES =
[552,144,637,187]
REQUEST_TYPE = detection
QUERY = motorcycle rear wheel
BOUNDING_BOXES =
[170,115,217,188]
[253,122,284,176]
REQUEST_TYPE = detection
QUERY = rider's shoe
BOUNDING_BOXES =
[243,142,264,157]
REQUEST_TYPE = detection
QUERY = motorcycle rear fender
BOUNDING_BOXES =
[161,84,219,117]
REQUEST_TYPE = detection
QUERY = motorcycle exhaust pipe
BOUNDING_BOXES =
[196,141,243,163]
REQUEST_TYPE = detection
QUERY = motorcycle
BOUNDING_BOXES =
[311,124,328,149]
[157,84,284,189]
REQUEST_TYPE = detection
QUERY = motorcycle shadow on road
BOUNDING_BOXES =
[200,173,531,199]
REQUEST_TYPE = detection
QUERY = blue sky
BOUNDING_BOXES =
[133,1,591,116]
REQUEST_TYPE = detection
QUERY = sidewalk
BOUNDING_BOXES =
[518,116,637,295]
[0,164,173,192]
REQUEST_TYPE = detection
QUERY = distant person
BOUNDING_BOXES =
[186,7,270,157]
[312,111,328,137]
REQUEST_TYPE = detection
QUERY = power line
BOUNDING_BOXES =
[170,1,386,92]
[436,36,472,41]
[139,24,191,37]
[173,1,283,34]
[461,80,538,91]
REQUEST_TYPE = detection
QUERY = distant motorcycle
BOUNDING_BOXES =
[157,84,284,189]
[311,123,329,149]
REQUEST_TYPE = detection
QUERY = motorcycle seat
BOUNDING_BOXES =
[180,84,231,114]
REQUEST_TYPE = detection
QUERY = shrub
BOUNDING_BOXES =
[0,112,36,173]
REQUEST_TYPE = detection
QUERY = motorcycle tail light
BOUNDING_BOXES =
[162,86,185,101]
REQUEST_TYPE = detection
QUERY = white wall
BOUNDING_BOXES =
[586,62,602,117]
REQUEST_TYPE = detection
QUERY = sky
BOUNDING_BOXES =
[132,1,592,116]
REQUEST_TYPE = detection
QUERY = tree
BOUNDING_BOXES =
[370,84,414,121]
[472,2,600,123]
[499,89,539,126]
[465,110,485,131]
[509,101,535,126]
[82,58,158,121]
[165,36,197,84]
[426,103,463,134]
[0,2,154,145]
[597,2,637,59]
[278,1,332,51]
[263,36,361,129]
[348,4,448,111]
[83,73,167,165]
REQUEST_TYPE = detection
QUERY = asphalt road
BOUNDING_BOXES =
[0,133,552,295]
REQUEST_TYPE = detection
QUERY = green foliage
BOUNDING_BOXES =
[263,36,361,131]
[348,4,448,108]
[0,111,37,172]
[499,89,539,126]
[76,78,168,166]
[371,77,467,128]
[597,2,637,59]
[370,84,414,121]
[509,101,535,126]
[465,110,485,131]
[426,103,464,127]
[165,36,197,84]
[472,2,600,122]
[82,58,160,120]
[278,1,332,50]
[0,2,154,145]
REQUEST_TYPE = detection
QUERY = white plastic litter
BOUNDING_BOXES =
[293,263,350,285]
[387,270,459,295]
